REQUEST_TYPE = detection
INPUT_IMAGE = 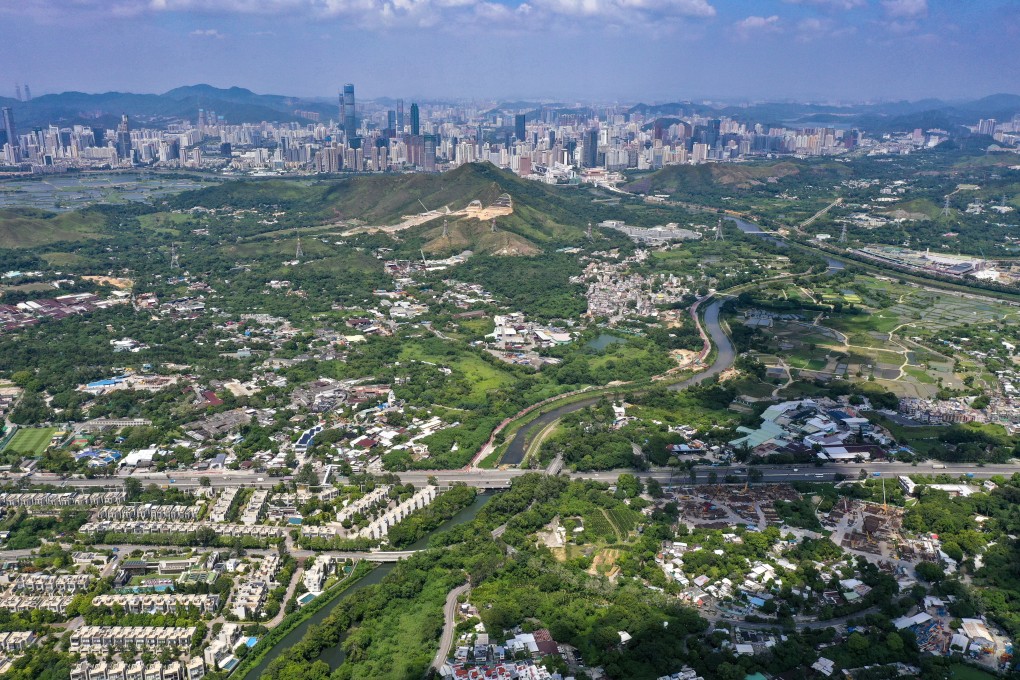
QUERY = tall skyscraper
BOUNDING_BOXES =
[387,110,396,134]
[410,103,420,136]
[342,84,356,134]
[14,84,22,102]
[514,114,526,142]
[23,84,31,101]
[583,128,599,168]
[396,100,405,132]
[1,107,16,152]
[116,114,132,160]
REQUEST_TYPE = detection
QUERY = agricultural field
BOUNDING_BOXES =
[0,173,212,212]
[731,273,1020,399]
[1,427,57,455]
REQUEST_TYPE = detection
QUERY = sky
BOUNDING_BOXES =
[1,0,1018,103]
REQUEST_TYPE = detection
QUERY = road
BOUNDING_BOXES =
[432,583,469,671]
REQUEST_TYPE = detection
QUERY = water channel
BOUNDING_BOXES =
[243,491,495,678]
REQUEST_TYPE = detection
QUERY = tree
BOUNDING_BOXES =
[199,477,212,488]
[295,463,319,487]
[124,477,142,502]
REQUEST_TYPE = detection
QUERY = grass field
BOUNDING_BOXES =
[0,208,106,248]
[1,427,57,455]
[399,342,515,402]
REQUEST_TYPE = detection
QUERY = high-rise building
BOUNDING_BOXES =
[410,103,420,136]
[116,114,132,160]
[387,110,396,135]
[423,134,437,172]
[583,128,599,168]
[342,84,356,134]
[397,100,405,132]
[23,84,31,101]
[14,84,22,102]
[514,114,526,142]
[1,107,16,154]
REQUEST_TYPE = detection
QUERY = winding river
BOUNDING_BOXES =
[500,216,841,465]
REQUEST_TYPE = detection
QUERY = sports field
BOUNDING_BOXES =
[1,427,57,455]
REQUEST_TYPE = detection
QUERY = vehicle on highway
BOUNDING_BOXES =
[872,472,881,477]
[792,468,799,472]
[257,477,265,482]
[932,463,946,469]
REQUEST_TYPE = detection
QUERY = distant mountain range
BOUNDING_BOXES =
[0,84,1016,132]
[0,84,336,130]
[629,94,1020,134]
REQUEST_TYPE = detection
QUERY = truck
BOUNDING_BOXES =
[932,463,946,469]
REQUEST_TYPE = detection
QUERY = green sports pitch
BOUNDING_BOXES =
[1,427,57,455]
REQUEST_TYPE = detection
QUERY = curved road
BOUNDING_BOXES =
[501,298,734,465]
[432,583,470,671]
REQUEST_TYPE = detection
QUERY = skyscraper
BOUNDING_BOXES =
[410,103,420,136]
[583,128,599,168]
[23,84,31,101]
[397,100,405,132]
[116,114,132,160]
[1,107,16,152]
[387,110,396,135]
[514,114,526,142]
[14,84,22,102]
[342,84,356,134]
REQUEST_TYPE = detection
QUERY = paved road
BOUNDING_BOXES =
[266,566,304,628]
[15,459,1016,497]
[432,583,469,671]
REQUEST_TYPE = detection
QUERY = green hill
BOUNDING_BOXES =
[625,160,851,196]
[169,163,588,255]
[0,208,107,248]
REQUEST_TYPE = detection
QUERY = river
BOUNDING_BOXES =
[243,492,494,678]
[499,215,839,466]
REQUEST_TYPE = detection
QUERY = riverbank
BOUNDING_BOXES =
[233,559,375,680]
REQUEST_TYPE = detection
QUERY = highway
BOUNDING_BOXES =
[17,461,1014,494]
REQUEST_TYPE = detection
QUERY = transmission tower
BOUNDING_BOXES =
[839,222,848,244]
[169,242,180,269]
[941,196,952,217]
[295,236,303,260]
[442,218,449,238]
[491,218,497,233]
[715,217,724,241]
[586,222,593,241]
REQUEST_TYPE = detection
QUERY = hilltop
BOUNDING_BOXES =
[625,160,851,195]
[168,163,589,256]
[0,208,107,249]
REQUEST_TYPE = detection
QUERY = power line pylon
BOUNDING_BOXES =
[839,222,848,244]
[442,218,449,238]
[295,236,303,260]
[941,196,952,217]
[586,222,593,241]
[169,242,179,269]
[491,218,497,233]
[715,217,724,241]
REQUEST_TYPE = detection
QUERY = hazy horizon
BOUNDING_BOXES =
[1,0,1018,102]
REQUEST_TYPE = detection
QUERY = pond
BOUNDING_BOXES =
[587,334,628,351]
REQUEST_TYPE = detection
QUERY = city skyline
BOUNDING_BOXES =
[1,0,1018,102]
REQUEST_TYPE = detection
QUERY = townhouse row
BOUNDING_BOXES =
[69,626,196,652]
[0,491,125,507]
[71,658,206,680]
[79,520,286,539]
[91,593,220,615]
[98,505,200,522]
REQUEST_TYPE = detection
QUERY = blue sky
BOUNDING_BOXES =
[2,0,1018,102]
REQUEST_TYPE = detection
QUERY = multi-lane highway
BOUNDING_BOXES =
[18,460,1013,494]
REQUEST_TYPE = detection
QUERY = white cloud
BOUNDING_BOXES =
[784,0,866,10]
[189,27,225,37]
[5,0,715,31]
[734,14,781,38]
[881,0,926,19]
